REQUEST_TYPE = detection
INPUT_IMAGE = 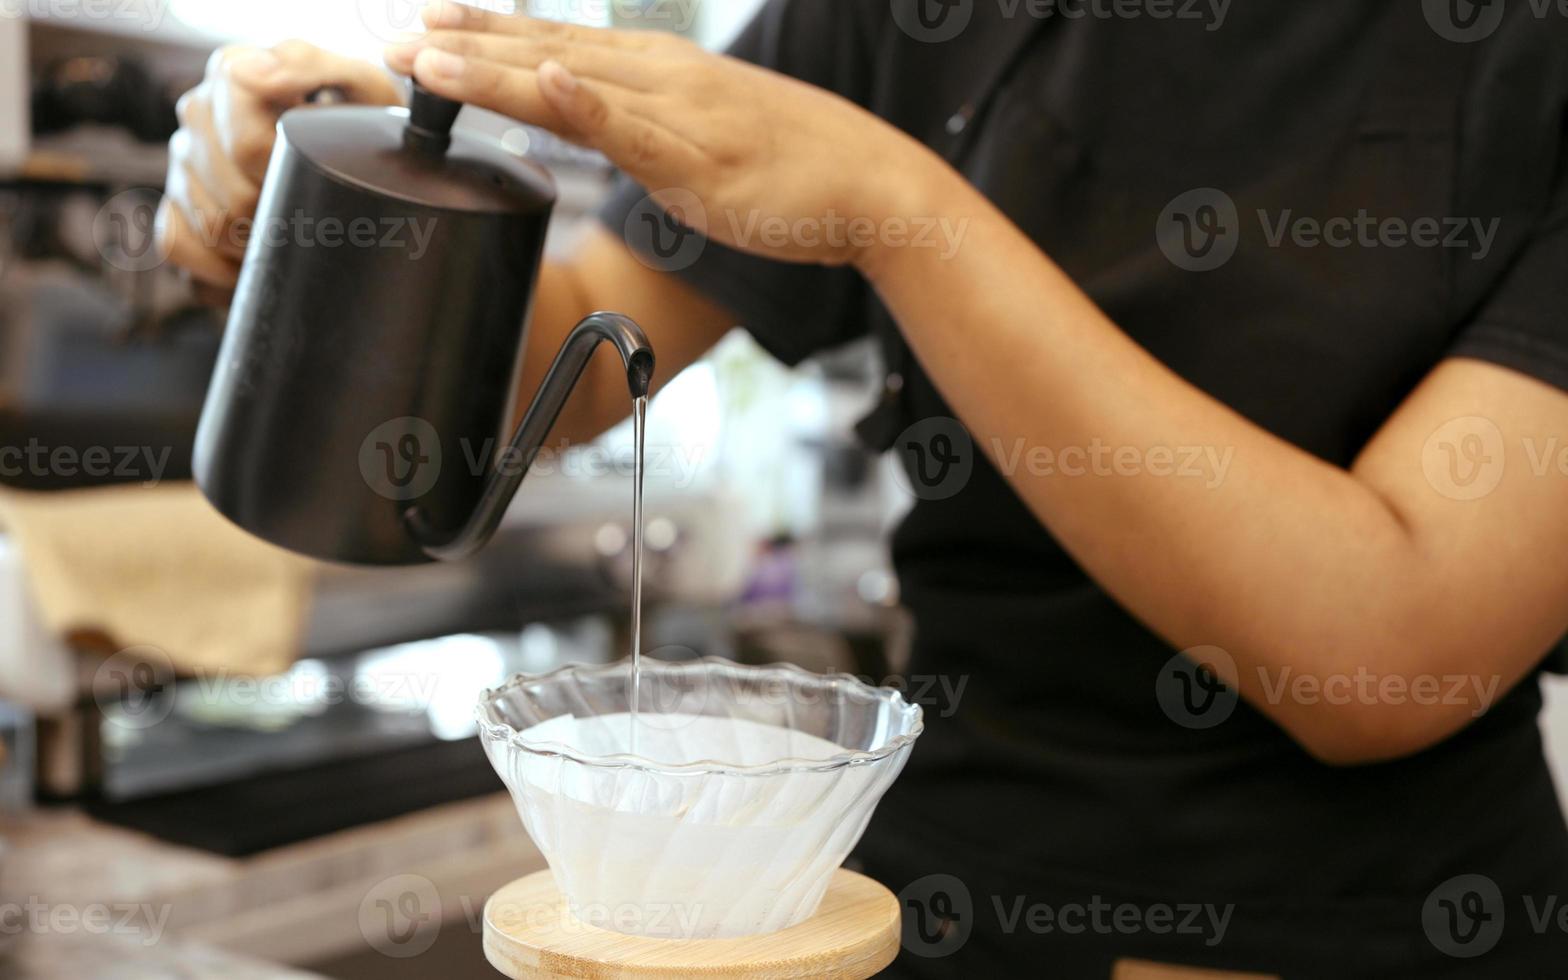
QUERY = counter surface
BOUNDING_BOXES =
[0,794,544,972]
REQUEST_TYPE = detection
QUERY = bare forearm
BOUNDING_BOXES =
[857,165,1544,760]
[516,228,736,445]
[515,257,624,445]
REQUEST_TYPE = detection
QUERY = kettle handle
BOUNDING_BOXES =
[405,312,655,562]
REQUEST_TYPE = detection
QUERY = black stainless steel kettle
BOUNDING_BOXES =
[193,85,654,566]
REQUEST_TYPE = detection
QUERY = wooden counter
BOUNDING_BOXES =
[0,794,545,972]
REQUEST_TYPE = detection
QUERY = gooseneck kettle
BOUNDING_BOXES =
[193,84,654,566]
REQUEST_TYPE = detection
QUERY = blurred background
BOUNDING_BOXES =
[0,2,924,977]
[6,3,1568,979]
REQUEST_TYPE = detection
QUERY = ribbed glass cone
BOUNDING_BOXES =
[475,657,923,939]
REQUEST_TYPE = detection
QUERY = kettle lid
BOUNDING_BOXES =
[280,83,556,214]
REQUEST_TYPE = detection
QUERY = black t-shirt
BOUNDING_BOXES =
[602,3,1568,975]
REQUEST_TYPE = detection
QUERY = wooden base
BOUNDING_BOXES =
[482,869,902,979]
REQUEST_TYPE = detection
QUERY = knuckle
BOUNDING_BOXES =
[580,93,611,130]
[208,45,244,79]
[628,126,661,168]
[232,128,276,176]
[174,89,206,128]
[431,0,475,26]
[156,201,196,264]
[641,30,687,54]
[433,33,477,58]
[167,128,192,164]
[474,65,507,103]
[230,182,260,218]
[270,39,317,64]
[527,37,567,61]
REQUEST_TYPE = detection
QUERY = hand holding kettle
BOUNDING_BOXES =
[181,54,653,566]
[157,41,404,290]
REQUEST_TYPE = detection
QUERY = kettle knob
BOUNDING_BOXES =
[404,82,463,155]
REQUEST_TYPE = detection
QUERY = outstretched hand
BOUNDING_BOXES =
[384,4,950,269]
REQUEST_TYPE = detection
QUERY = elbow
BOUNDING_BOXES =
[1260,616,1517,767]
[1290,704,1479,768]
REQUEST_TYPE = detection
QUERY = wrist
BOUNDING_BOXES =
[851,140,967,283]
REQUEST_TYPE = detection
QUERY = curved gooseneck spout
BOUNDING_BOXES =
[407,312,655,562]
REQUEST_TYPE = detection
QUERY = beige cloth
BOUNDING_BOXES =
[0,483,317,678]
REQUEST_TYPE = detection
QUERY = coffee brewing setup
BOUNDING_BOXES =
[193,84,918,978]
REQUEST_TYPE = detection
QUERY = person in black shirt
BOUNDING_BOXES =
[164,2,1568,976]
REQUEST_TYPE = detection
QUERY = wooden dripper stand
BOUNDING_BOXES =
[482,868,902,979]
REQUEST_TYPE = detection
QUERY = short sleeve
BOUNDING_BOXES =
[596,0,878,367]
[1448,139,1568,392]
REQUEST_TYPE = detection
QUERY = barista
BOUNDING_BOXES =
[159,2,1568,975]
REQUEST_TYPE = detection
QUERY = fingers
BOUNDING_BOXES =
[200,42,402,184]
[162,78,256,283]
[420,2,656,49]
[209,73,284,186]
[410,47,565,132]
[409,49,697,184]
[535,60,702,185]
[155,195,240,289]
[174,94,260,255]
[162,39,400,288]
[223,39,404,108]
[386,30,660,90]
